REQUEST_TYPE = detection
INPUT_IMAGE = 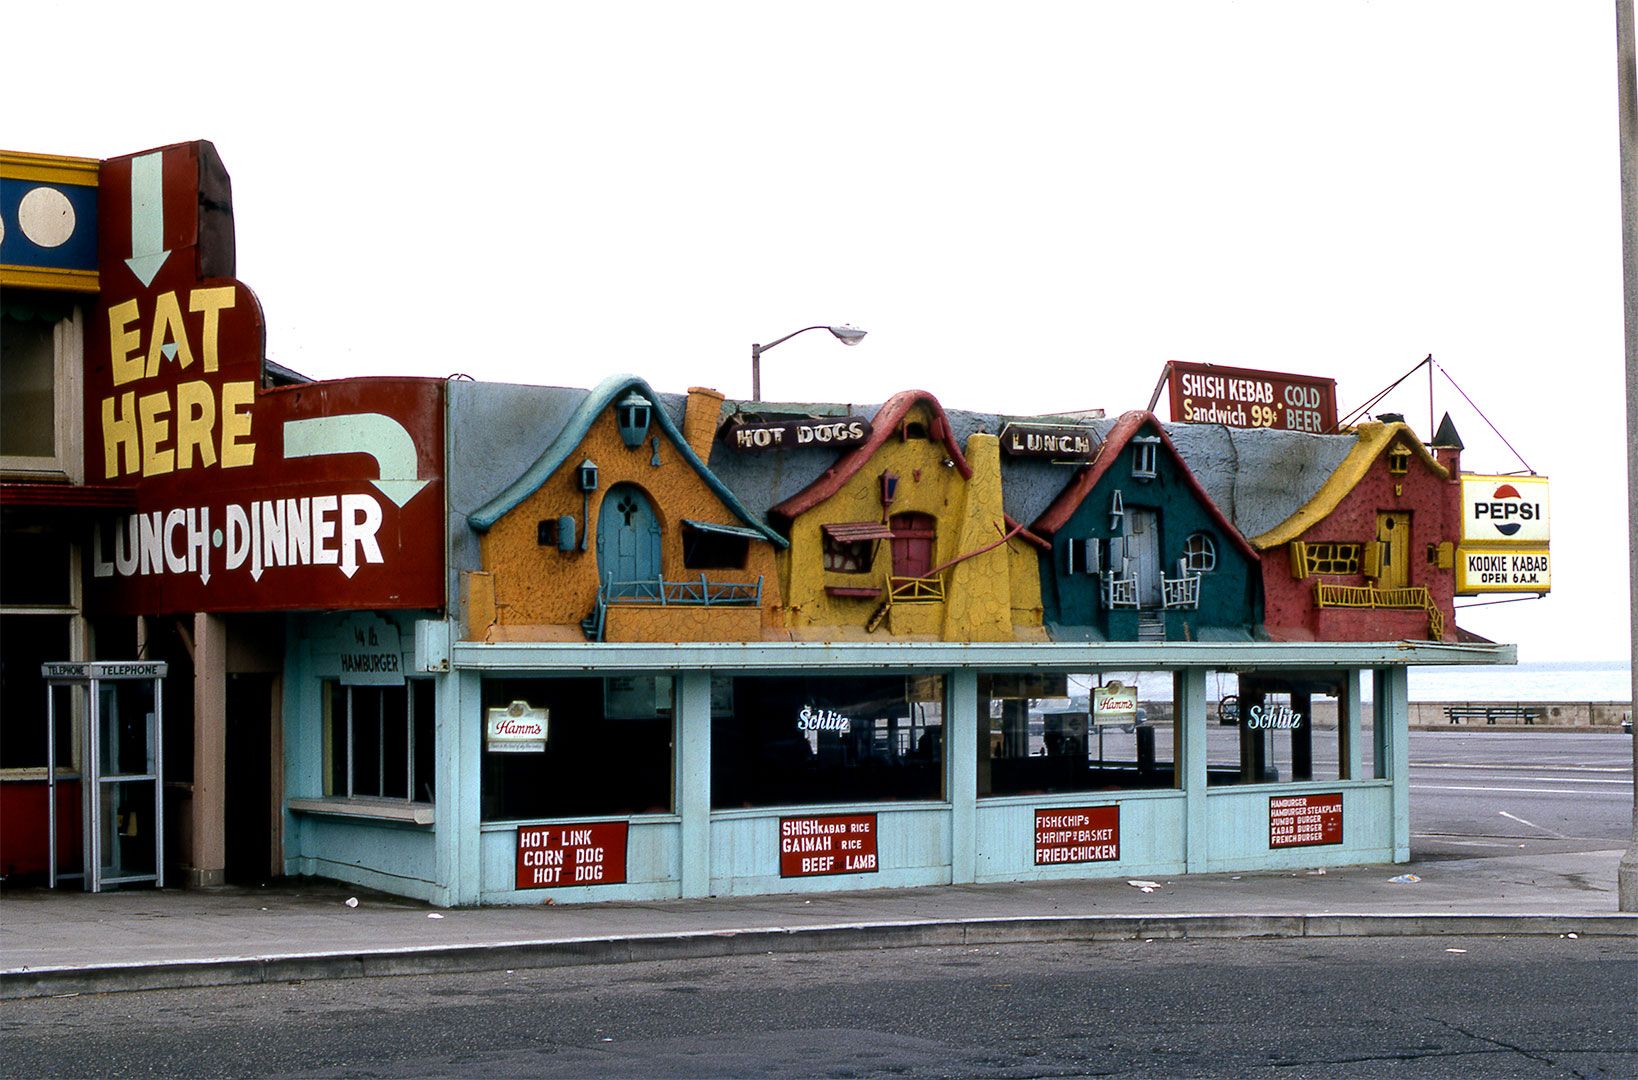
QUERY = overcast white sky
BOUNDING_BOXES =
[9,2,1631,662]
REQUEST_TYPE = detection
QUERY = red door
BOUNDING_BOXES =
[890,513,936,578]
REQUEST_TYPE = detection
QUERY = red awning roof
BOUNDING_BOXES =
[822,521,894,543]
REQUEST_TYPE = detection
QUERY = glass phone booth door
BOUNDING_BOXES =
[42,661,167,891]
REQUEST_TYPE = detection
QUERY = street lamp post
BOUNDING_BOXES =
[751,324,867,402]
[1614,0,1637,912]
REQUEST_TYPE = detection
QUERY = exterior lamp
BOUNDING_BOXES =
[750,324,867,402]
[615,392,653,448]
[577,458,599,553]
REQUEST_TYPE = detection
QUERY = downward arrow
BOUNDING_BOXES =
[125,151,171,287]
[283,414,432,508]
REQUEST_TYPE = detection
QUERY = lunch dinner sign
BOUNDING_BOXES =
[82,142,444,615]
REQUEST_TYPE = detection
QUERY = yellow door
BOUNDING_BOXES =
[1375,512,1410,589]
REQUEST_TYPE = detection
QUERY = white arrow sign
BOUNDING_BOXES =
[282,414,431,508]
[125,150,171,287]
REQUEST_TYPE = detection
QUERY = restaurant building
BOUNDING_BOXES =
[1,141,1531,904]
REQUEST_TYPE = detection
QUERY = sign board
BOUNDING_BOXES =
[42,661,167,681]
[722,416,871,452]
[1091,685,1139,727]
[329,615,405,686]
[1242,701,1303,730]
[999,422,1097,460]
[779,813,878,877]
[1163,361,1337,433]
[515,822,627,888]
[82,142,445,616]
[1456,548,1551,594]
[1,152,101,292]
[1268,793,1343,848]
[1460,475,1550,545]
[1034,806,1120,865]
[486,701,548,753]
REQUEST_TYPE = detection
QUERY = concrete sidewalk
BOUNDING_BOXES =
[3,847,1634,1000]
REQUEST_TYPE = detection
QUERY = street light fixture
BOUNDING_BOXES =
[750,324,867,402]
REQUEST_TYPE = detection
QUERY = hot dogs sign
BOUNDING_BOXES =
[83,142,444,614]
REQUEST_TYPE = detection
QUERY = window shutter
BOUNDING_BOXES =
[1063,538,1078,575]
[1085,538,1102,574]
[1363,541,1382,579]
[1288,541,1308,579]
[1437,541,1453,569]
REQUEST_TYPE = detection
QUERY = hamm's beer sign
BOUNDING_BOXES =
[82,142,445,615]
[1456,474,1550,595]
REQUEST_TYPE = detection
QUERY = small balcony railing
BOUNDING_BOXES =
[1100,573,1139,609]
[1161,572,1200,610]
[1313,582,1443,639]
[583,574,763,640]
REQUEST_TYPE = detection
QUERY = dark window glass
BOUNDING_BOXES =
[681,525,749,570]
[481,677,673,821]
[413,679,436,803]
[980,672,1175,797]
[0,311,57,457]
[1,526,73,606]
[712,674,944,809]
[0,614,73,768]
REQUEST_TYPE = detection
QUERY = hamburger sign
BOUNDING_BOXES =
[1456,474,1550,594]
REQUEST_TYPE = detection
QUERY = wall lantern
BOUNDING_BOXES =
[880,470,900,510]
[577,458,599,553]
[616,392,653,448]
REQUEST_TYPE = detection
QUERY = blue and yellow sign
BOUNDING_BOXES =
[1,151,100,292]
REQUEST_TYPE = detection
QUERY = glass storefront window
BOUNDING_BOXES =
[1206,671,1351,785]
[481,676,674,821]
[979,672,1176,797]
[712,673,945,809]
[322,680,435,802]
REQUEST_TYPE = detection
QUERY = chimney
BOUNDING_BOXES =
[683,387,726,461]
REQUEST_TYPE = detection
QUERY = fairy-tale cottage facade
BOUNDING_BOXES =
[1031,411,1262,642]
[1248,420,1461,642]
[762,390,1048,641]
[464,376,787,643]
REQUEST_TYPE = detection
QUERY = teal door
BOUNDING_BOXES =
[597,483,662,586]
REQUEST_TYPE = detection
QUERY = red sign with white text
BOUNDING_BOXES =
[1164,361,1338,433]
[779,813,878,877]
[515,822,629,889]
[82,142,443,615]
[1034,806,1120,865]
[1269,794,1344,848]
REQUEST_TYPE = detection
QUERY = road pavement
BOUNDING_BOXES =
[1,730,1633,1001]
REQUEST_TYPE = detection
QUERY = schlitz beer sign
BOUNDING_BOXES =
[722,415,871,452]
[83,141,445,615]
[999,422,1097,460]
[1161,361,1337,433]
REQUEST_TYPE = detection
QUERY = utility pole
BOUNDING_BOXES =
[1615,0,1638,912]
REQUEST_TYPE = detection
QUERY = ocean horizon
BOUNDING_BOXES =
[1099,660,1633,704]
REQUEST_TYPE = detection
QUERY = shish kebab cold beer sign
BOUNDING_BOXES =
[84,142,444,614]
[1158,360,1338,433]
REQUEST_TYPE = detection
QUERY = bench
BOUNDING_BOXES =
[1444,704,1541,725]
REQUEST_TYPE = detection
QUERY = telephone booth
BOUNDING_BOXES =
[42,661,167,891]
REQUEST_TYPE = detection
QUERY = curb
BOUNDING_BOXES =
[4,912,1634,1000]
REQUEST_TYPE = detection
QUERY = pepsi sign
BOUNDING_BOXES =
[1460,475,1550,545]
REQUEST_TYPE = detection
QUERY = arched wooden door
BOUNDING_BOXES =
[889,512,936,579]
[597,483,662,586]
